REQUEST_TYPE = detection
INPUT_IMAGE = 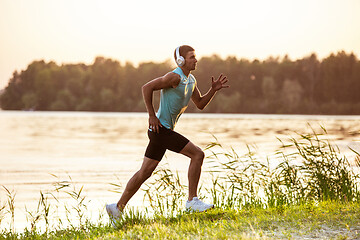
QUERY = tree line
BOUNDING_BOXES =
[1,51,360,114]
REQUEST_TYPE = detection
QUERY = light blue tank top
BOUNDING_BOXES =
[156,67,196,130]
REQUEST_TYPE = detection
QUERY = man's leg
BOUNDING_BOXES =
[117,157,159,210]
[180,141,205,201]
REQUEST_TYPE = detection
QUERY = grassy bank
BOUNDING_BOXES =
[1,126,360,239]
[100,201,360,239]
[1,201,360,239]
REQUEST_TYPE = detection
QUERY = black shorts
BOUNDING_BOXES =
[145,127,190,161]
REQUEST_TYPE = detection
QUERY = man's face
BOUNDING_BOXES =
[184,51,197,71]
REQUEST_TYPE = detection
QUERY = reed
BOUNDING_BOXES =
[1,186,16,233]
[0,201,5,227]
[204,126,360,210]
[142,165,187,217]
[24,193,42,232]
[51,174,92,230]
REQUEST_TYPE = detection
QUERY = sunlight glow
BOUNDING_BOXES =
[0,0,359,88]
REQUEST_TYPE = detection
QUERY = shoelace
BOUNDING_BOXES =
[193,199,205,205]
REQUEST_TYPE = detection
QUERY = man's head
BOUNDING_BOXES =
[174,45,197,71]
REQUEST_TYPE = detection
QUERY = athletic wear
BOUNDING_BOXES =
[156,67,196,130]
[185,197,214,212]
[145,127,190,161]
[106,203,121,227]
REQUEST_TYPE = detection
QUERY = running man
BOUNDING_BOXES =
[106,45,229,225]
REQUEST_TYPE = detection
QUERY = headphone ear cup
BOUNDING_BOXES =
[175,46,185,67]
[176,56,185,66]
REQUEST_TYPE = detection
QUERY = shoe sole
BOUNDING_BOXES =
[186,205,214,213]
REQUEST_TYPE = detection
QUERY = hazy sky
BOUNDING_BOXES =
[1,0,359,89]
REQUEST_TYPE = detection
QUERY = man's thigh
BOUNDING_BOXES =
[164,129,190,153]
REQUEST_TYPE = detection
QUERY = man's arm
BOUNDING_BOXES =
[142,72,180,132]
[191,74,229,110]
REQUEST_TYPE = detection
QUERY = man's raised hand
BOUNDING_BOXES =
[211,74,229,91]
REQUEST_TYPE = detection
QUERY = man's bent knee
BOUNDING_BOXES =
[191,147,204,166]
[195,148,205,161]
[180,142,205,161]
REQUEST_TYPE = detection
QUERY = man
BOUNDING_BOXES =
[106,45,229,225]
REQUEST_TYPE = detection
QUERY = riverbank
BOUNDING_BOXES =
[1,201,359,239]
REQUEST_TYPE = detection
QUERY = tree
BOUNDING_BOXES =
[262,76,279,112]
[280,79,304,113]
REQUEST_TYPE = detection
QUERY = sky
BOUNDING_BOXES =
[1,0,360,89]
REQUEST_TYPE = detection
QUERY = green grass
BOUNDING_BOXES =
[1,201,359,239]
[102,201,360,240]
[1,125,360,239]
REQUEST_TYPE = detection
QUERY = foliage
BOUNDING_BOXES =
[1,52,360,114]
[205,127,360,209]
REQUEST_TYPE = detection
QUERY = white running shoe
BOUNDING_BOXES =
[185,197,214,212]
[106,203,121,227]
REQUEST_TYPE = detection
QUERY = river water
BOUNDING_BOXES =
[1,111,360,231]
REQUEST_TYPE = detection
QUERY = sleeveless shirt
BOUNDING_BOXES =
[156,67,196,130]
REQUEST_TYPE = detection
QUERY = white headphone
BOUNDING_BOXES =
[175,46,185,67]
